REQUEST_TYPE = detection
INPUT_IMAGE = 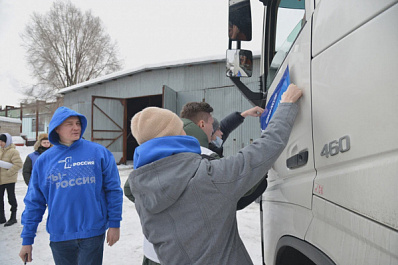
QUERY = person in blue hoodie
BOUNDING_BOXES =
[19,107,123,265]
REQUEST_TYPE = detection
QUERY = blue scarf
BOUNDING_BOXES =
[133,136,201,169]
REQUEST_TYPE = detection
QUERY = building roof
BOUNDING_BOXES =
[0,116,22,124]
[59,53,260,94]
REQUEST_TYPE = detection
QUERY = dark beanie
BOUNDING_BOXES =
[0,134,7,143]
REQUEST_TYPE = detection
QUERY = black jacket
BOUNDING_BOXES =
[22,147,48,185]
[209,112,245,158]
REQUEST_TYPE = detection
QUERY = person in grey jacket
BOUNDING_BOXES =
[128,84,302,264]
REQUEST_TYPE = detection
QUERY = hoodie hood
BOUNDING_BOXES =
[133,135,201,169]
[182,118,209,148]
[48,107,87,145]
[1,133,12,148]
[130,136,201,213]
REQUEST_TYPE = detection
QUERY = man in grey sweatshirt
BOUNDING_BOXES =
[128,84,302,264]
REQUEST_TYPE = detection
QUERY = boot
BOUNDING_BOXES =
[0,211,6,224]
[4,211,17,227]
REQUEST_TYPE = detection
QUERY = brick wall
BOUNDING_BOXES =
[0,121,21,136]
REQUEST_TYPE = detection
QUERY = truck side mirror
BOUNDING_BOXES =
[228,0,252,41]
[226,49,253,77]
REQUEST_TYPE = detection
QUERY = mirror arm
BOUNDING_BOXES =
[229,77,263,107]
[228,40,241,49]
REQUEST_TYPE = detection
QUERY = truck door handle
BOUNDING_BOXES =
[286,150,308,169]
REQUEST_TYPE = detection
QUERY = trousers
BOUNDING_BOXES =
[50,233,105,265]
[0,183,17,213]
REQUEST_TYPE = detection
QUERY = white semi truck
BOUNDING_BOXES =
[227,0,398,264]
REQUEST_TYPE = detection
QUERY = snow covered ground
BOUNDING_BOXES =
[0,146,262,264]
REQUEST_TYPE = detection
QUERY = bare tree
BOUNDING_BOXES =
[21,0,123,100]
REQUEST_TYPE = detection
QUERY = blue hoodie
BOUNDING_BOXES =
[21,107,123,245]
[133,136,201,169]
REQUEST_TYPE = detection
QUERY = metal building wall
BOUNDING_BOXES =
[63,57,262,157]
[205,84,262,157]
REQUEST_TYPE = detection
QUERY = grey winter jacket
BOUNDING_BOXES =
[128,103,299,265]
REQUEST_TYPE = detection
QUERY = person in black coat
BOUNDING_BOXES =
[209,106,264,158]
[22,133,52,185]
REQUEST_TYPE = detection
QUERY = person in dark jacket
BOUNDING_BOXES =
[22,133,52,185]
[209,106,264,158]
[181,102,267,210]
[180,102,218,158]
[128,84,302,264]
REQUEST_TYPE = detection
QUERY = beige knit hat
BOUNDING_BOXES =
[131,107,184,145]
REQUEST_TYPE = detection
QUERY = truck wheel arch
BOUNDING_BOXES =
[275,236,335,265]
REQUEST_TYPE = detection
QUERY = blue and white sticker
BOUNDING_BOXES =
[261,66,290,130]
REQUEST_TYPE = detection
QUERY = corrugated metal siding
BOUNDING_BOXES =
[176,90,205,114]
[205,84,262,157]
[63,57,263,158]
[64,59,260,102]
[21,118,33,138]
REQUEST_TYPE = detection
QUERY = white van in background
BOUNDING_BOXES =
[227,0,398,264]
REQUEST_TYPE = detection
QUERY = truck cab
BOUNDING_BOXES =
[227,0,398,264]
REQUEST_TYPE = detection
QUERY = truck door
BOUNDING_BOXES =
[263,1,315,210]
[261,1,316,261]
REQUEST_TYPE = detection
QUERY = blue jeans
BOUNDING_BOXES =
[50,234,105,265]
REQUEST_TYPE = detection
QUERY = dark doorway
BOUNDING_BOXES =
[125,95,163,161]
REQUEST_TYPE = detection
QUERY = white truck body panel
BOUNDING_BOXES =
[312,1,398,232]
[260,0,398,264]
[262,200,313,262]
[312,0,396,56]
[306,196,398,264]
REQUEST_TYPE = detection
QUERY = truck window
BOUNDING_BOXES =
[266,5,305,89]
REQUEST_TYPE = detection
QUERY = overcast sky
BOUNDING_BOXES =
[0,0,267,107]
